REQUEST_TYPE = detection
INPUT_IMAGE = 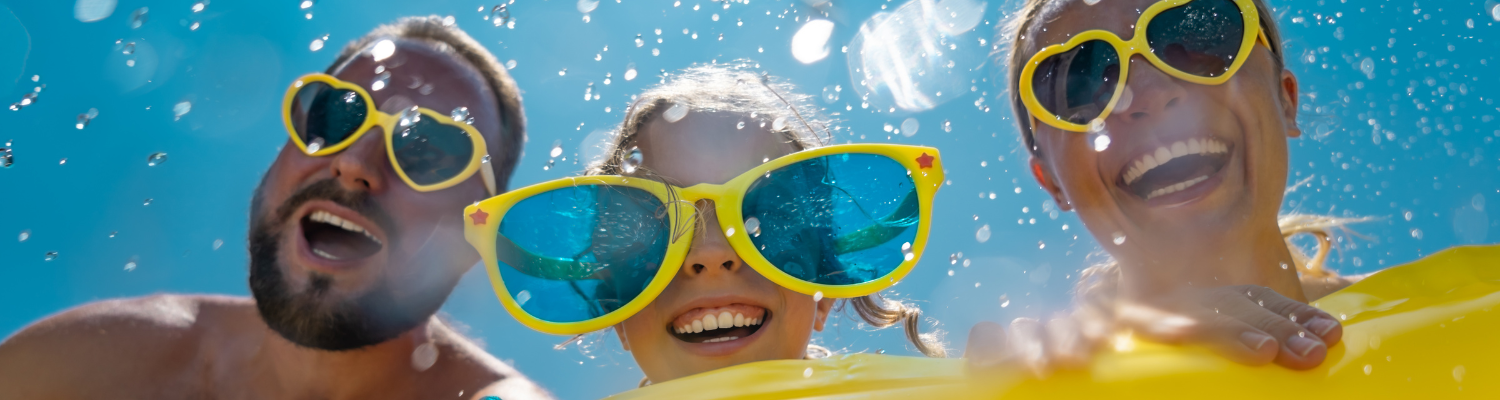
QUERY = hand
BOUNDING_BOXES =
[964,285,1343,375]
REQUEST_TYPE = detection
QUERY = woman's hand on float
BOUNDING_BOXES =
[1115,284,1343,370]
[963,285,1344,375]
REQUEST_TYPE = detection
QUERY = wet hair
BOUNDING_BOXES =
[589,62,948,359]
[329,15,526,192]
[998,0,1286,158]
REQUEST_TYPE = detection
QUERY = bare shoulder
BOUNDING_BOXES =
[0,294,247,399]
[431,324,556,400]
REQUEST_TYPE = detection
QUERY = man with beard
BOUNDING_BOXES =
[0,16,552,400]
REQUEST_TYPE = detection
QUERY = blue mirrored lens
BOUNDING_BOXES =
[742,153,920,286]
[495,185,669,324]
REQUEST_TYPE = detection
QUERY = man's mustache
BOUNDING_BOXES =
[271,178,397,243]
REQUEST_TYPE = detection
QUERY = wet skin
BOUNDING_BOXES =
[1013,0,1340,369]
[0,39,550,399]
[613,110,837,384]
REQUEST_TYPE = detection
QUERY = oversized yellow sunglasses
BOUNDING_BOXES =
[463,144,944,335]
[1019,0,1272,132]
[282,73,497,195]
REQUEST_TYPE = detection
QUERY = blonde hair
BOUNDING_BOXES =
[591,62,948,359]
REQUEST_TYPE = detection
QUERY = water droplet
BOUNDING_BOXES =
[900,118,919,137]
[306,137,325,153]
[143,198,153,206]
[1083,0,1101,5]
[213,239,224,250]
[624,66,638,81]
[146,152,168,166]
[1363,364,1372,375]
[949,253,958,264]
[942,120,952,132]
[1281,262,1289,270]
[813,291,824,302]
[516,290,532,305]
[128,7,148,29]
[124,261,137,271]
[576,0,599,13]
[745,217,761,237]
[1000,294,1010,308]
[397,107,421,127]
[122,42,136,55]
[0,148,12,168]
[371,71,391,91]
[1453,365,1466,382]
[736,121,746,129]
[371,39,395,62]
[1359,57,1375,79]
[549,144,563,158]
[300,0,315,9]
[309,37,325,51]
[622,147,643,174]
[1088,119,1106,133]
[1089,131,1111,151]
[963,259,971,267]
[803,367,813,378]
[173,101,191,120]
[1410,228,1423,239]
[771,117,788,131]
[44,251,58,261]
[634,34,645,47]
[109,231,117,238]
[558,68,567,76]
[76,108,99,129]
[190,1,207,13]
[975,224,991,243]
[820,85,841,103]
[791,19,835,64]
[725,227,736,237]
[1472,194,1486,212]
[18,230,30,242]
[451,107,471,124]
[1492,3,1500,21]
[411,342,438,372]
[489,4,510,26]
[662,102,689,123]
[1403,211,1413,221]
[1112,232,1126,245]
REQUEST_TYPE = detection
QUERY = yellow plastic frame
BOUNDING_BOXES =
[463,144,945,335]
[281,73,496,195]
[1019,0,1268,132]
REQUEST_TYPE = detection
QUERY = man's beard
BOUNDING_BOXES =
[248,178,443,351]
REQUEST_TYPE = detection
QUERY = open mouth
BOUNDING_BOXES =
[300,209,384,261]
[668,304,767,344]
[1119,137,1233,201]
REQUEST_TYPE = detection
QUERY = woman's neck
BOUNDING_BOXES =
[1113,224,1307,303]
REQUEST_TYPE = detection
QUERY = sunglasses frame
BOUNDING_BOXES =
[281,73,496,195]
[463,144,944,335]
[1019,0,1266,132]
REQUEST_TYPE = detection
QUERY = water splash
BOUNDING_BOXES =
[662,102,689,123]
[18,230,29,242]
[44,251,58,261]
[847,0,988,111]
[0,148,11,168]
[821,85,840,103]
[172,101,191,120]
[146,152,167,166]
[790,19,835,64]
[1112,232,1126,245]
[75,108,99,129]
[128,7,148,29]
[622,147,643,173]
[975,224,991,243]
[900,117,919,137]
[744,216,761,237]
[451,107,473,124]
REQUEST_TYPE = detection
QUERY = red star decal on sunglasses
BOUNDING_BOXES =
[469,209,490,225]
[915,152,934,169]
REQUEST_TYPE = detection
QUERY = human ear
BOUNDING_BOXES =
[811,298,837,332]
[1030,157,1071,211]
[1278,70,1302,138]
[613,325,631,352]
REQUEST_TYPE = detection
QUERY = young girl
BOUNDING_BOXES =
[464,63,945,386]
[970,0,1364,372]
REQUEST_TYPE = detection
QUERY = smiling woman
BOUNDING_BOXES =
[984,0,1373,371]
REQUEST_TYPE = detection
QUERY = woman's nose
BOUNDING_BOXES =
[680,200,743,276]
[1110,55,1190,125]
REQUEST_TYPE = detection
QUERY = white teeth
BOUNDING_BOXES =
[312,248,342,260]
[692,320,704,333]
[1123,138,1229,185]
[309,210,383,246]
[1145,175,1210,200]
[734,313,745,327]
[718,312,734,328]
[703,314,719,330]
[702,336,740,343]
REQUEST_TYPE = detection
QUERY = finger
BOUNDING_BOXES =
[1236,286,1331,370]
[964,321,1010,369]
[1008,318,1049,377]
[1043,316,1092,369]
[1119,300,1278,366]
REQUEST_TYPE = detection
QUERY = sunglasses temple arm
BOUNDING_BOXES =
[495,235,605,280]
[481,153,498,196]
[832,190,921,254]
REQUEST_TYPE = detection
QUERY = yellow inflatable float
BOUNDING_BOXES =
[608,244,1500,399]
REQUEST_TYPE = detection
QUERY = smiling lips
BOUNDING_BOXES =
[1120,137,1233,201]
[669,304,767,344]
[303,209,384,261]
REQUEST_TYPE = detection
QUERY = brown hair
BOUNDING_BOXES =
[999,0,1287,158]
[329,15,526,191]
[591,62,948,358]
